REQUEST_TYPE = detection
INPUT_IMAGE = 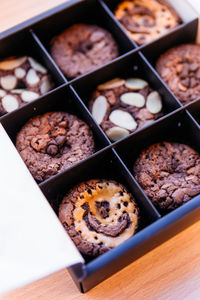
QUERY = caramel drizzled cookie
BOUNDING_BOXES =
[0,56,54,115]
[50,24,119,79]
[134,142,200,212]
[89,77,163,141]
[59,179,139,256]
[114,0,181,45]
[156,44,200,105]
[16,112,95,181]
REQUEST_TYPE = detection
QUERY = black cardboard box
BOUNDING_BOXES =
[0,0,200,294]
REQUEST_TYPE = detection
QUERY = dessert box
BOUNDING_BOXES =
[0,0,200,294]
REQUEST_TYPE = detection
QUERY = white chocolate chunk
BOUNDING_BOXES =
[92,95,107,124]
[14,67,26,79]
[120,92,145,107]
[106,126,129,141]
[0,56,27,70]
[40,77,52,94]
[0,75,17,90]
[146,91,162,114]
[26,69,40,86]
[28,57,47,74]
[21,91,39,102]
[125,78,148,90]
[0,89,6,97]
[2,95,19,112]
[97,78,125,90]
[109,110,137,131]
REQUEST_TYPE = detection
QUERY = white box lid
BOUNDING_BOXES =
[0,124,84,295]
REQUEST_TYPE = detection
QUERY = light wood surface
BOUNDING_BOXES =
[0,1,200,299]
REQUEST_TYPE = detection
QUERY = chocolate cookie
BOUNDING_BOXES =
[50,24,119,79]
[0,56,54,115]
[59,179,139,256]
[134,142,200,212]
[114,0,181,45]
[156,44,200,105]
[16,112,95,181]
[89,77,163,141]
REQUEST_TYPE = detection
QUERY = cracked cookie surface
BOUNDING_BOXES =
[16,112,95,181]
[156,44,200,104]
[114,0,180,45]
[0,56,54,115]
[59,179,139,256]
[89,77,163,141]
[50,24,119,79]
[133,142,200,212]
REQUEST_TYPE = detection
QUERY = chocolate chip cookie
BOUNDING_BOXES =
[156,44,200,104]
[50,24,119,79]
[59,179,139,256]
[89,77,163,141]
[0,56,54,115]
[114,0,181,45]
[134,142,200,212]
[16,112,95,181]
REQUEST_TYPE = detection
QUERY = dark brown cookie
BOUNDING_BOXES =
[0,56,54,115]
[156,44,200,105]
[59,179,139,257]
[16,112,95,182]
[133,142,200,212]
[50,24,119,79]
[114,0,181,45]
[89,77,163,141]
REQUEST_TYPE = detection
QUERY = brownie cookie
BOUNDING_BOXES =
[0,56,54,115]
[114,0,181,45]
[134,142,200,212]
[156,44,200,104]
[89,78,163,141]
[50,24,119,79]
[59,179,139,256]
[16,112,95,181]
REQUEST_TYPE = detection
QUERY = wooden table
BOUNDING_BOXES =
[0,1,200,299]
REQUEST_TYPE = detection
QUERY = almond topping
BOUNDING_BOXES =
[92,96,107,124]
[146,91,162,114]
[106,126,129,141]
[109,110,137,131]
[2,95,19,112]
[125,78,148,90]
[97,78,125,90]
[120,92,145,107]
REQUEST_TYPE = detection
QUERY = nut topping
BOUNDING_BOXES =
[125,78,148,90]
[92,95,107,124]
[14,67,26,79]
[2,95,19,112]
[1,75,17,90]
[0,89,6,97]
[146,91,162,114]
[0,56,27,70]
[120,92,145,107]
[109,109,137,131]
[106,126,129,141]
[28,57,47,74]
[46,144,59,156]
[40,77,52,94]
[26,69,40,86]
[21,91,39,102]
[97,78,125,90]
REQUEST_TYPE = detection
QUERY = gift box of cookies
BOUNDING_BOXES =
[0,0,200,295]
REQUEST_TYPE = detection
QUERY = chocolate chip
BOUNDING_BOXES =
[180,63,189,78]
[55,135,66,147]
[181,78,189,88]
[46,144,59,156]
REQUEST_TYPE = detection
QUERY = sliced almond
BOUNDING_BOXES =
[106,126,129,141]
[120,92,145,107]
[26,69,40,86]
[28,57,47,74]
[40,77,52,94]
[146,91,162,114]
[0,75,17,90]
[21,91,39,102]
[14,67,26,79]
[97,78,125,90]
[2,95,19,112]
[11,89,24,94]
[92,95,107,125]
[0,89,6,97]
[0,56,27,70]
[109,110,137,131]
[125,78,148,90]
